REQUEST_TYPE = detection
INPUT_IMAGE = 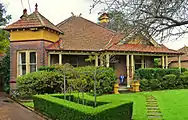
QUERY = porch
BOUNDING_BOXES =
[48,51,182,87]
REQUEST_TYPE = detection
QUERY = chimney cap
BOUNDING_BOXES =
[20,8,28,19]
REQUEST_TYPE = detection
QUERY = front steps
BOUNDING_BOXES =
[118,85,131,93]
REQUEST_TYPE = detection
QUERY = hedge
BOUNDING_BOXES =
[140,72,188,91]
[33,94,133,120]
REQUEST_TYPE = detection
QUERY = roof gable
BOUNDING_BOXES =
[5,11,61,33]
[56,16,122,51]
[178,46,188,55]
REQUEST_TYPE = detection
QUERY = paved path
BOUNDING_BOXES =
[146,95,163,120]
[0,93,45,120]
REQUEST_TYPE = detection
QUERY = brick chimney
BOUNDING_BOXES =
[98,13,110,27]
[20,9,28,19]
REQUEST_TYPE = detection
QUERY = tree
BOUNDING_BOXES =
[0,3,11,26]
[91,0,188,42]
[0,29,9,53]
[0,3,11,52]
[0,48,10,93]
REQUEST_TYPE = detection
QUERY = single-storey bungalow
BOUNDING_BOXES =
[4,4,183,90]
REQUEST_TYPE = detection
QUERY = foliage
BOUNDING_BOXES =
[0,29,9,53]
[0,3,11,26]
[136,68,180,80]
[16,71,64,98]
[38,65,117,95]
[162,74,177,89]
[0,48,10,93]
[33,94,133,120]
[91,0,188,41]
[140,71,188,91]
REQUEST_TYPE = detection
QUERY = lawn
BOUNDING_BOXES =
[21,89,188,120]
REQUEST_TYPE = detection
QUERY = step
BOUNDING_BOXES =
[148,115,163,120]
[147,109,161,113]
[147,107,160,110]
[146,104,158,107]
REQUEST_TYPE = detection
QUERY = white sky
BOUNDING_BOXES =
[2,0,188,50]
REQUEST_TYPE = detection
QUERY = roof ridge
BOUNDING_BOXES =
[35,11,45,26]
[57,16,117,34]
[79,16,117,34]
[56,16,75,28]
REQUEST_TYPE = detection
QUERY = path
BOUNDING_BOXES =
[146,95,163,120]
[0,93,45,120]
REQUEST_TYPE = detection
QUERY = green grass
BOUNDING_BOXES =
[149,89,188,120]
[22,101,34,108]
[21,89,188,120]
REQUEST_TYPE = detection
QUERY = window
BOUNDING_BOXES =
[19,52,26,75]
[30,52,37,73]
[18,51,37,76]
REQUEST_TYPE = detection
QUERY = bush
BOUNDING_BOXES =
[33,94,133,120]
[140,79,150,91]
[162,74,177,89]
[0,49,10,93]
[136,68,180,80]
[18,65,117,97]
[16,71,63,98]
[39,65,117,95]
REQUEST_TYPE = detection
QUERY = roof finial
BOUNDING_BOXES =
[35,3,38,11]
[71,12,75,16]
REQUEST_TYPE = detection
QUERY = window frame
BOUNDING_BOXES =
[17,50,37,76]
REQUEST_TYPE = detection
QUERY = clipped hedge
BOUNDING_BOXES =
[136,68,180,80]
[33,94,133,120]
[140,71,188,91]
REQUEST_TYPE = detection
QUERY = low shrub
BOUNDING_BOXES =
[16,71,63,98]
[162,74,177,89]
[33,94,133,120]
[136,68,180,80]
[17,65,117,97]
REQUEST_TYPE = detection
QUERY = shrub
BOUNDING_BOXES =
[16,71,63,98]
[162,74,177,89]
[38,66,56,71]
[136,68,180,80]
[18,65,117,97]
[39,65,117,95]
[33,94,133,120]
[140,79,150,91]
[0,49,10,93]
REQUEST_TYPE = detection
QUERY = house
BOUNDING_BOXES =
[169,46,188,68]
[4,4,183,90]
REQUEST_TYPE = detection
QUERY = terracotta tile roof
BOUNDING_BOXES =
[54,16,121,51]
[169,46,188,62]
[106,44,182,54]
[47,16,181,54]
[4,11,62,33]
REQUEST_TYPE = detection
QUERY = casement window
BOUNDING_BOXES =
[17,51,37,76]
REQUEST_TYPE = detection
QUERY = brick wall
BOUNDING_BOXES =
[10,40,52,81]
[169,61,188,68]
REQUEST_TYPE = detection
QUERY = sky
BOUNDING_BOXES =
[2,0,188,50]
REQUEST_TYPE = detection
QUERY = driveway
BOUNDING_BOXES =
[0,93,45,120]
